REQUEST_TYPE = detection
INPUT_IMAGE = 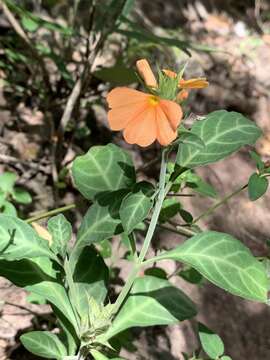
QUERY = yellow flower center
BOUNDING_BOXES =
[148,95,159,106]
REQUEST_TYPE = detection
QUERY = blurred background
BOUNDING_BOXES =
[0,0,270,359]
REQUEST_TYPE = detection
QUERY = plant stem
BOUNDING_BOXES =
[26,203,76,223]
[156,222,197,237]
[112,150,168,315]
[192,183,248,224]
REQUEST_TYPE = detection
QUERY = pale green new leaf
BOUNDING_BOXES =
[48,214,72,258]
[0,215,52,260]
[177,111,262,168]
[21,331,67,359]
[72,144,135,201]
[104,276,196,339]
[155,231,268,302]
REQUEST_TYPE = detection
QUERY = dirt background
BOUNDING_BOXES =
[1,0,270,359]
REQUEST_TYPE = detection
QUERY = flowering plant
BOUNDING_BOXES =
[0,56,269,359]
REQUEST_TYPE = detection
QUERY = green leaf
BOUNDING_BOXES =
[198,323,224,359]
[144,267,167,279]
[155,231,268,302]
[177,111,262,168]
[221,356,232,360]
[72,144,135,201]
[120,182,153,234]
[0,257,78,333]
[27,281,78,329]
[1,201,17,216]
[94,63,137,85]
[250,151,264,172]
[176,127,205,149]
[71,191,125,266]
[21,331,67,359]
[21,15,39,32]
[48,214,72,258]
[248,173,268,201]
[72,246,109,318]
[11,187,32,204]
[179,267,203,284]
[0,215,52,260]
[104,276,196,339]
[0,172,17,193]
[184,171,217,198]
[159,198,181,223]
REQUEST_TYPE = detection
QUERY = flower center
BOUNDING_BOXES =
[148,95,159,106]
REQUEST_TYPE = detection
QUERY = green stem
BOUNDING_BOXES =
[112,150,168,315]
[64,258,81,334]
[192,183,248,224]
[26,203,76,223]
[155,222,197,237]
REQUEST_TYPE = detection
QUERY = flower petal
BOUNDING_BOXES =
[136,59,157,88]
[106,87,149,109]
[162,69,177,78]
[179,78,209,89]
[108,102,148,130]
[156,106,177,146]
[123,107,157,147]
[159,99,183,131]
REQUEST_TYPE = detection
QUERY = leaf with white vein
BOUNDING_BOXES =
[177,110,262,168]
[72,144,135,201]
[155,231,268,302]
[104,276,196,339]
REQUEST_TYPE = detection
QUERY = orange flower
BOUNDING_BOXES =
[106,59,183,147]
[107,88,182,147]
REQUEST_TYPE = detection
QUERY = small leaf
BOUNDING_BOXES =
[179,267,203,284]
[144,267,167,279]
[21,331,67,359]
[159,198,181,223]
[221,356,232,360]
[11,187,32,204]
[184,171,217,198]
[120,182,153,234]
[0,172,17,194]
[104,276,196,339]
[21,15,39,32]
[177,110,262,168]
[155,231,268,302]
[48,214,72,258]
[72,144,135,201]
[71,190,126,265]
[248,173,268,201]
[198,323,224,359]
[250,151,264,172]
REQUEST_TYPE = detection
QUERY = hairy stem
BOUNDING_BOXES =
[192,183,248,224]
[26,203,76,223]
